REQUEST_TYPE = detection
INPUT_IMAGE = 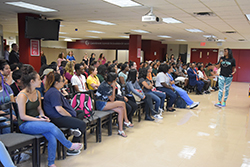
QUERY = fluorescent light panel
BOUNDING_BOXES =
[87,30,104,34]
[64,39,72,41]
[186,29,203,33]
[86,36,99,38]
[203,35,216,38]
[120,36,130,38]
[162,18,182,24]
[59,32,68,34]
[131,29,150,33]
[5,2,57,12]
[217,39,225,42]
[103,0,142,7]
[158,35,171,38]
[176,39,186,41]
[245,14,250,21]
[88,20,116,25]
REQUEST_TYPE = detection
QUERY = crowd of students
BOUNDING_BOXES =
[0,48,236,167]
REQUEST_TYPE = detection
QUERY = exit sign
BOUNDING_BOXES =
[200,42,206,46]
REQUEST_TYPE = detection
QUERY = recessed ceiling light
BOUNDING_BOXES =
[5,2,57,12]
[103,0,142,7]
[158,35,172,38]
[59,32,68,34]
[87,30,104,34]
[131,29,150,33]
[203,35,216,38]
[88,20,116,25]
[119,36,130,38]
[86,36,99,38]
[245,14,250,21]
[60,25,65,27]
[186,29,203,33]
[59,36,68,38]
[176,39,186,41]
[162,18,182,24]
[64,38,72,41]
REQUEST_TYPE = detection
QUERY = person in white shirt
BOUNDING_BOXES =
[71,64,88,92]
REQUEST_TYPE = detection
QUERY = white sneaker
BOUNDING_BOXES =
[154,114,163,119]
[190,102,200,109]
[158,108,164,116]
[70,128,81,137]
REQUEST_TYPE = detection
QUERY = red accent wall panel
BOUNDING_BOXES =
[18,13,41,72]
[129,35,141,68]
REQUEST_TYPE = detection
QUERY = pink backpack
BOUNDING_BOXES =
[71,93,94,119]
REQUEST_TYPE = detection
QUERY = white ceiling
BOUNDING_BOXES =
[0,0,250,43]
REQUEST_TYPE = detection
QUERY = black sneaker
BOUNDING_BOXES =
[66,149,81,156]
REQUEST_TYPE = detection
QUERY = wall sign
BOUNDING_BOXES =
[137,48,141,58]
[30,40,39,56]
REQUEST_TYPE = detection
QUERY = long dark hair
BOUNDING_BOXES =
[127,69,137,83]
[225,48,233,59]
[97,65,107,78]
[0,73,10,105]
[138,68,147,79]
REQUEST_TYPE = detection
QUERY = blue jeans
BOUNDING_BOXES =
[146,91,166,112]
[0,110,16,134]
[156,87,177,108]
[218,75,233,102]
[190,80,204,92]
[0,141,16,167]
[173,85,194,105]
[19,121,72,166]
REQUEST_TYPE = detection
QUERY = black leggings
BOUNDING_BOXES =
[51,111,86,143]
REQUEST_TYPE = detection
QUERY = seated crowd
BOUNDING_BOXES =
[0,52,220,166]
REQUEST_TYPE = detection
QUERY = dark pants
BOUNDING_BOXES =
[190,80,204,92]
[126,96,138,122]
[156,87,177,108]
[51,110,86,143]
[202,79,210,91]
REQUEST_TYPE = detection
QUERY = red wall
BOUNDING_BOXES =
[142,40,167,61]
[67,39,167,61]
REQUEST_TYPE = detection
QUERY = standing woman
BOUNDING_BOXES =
[57,52,66,67]
[16,65,82,167]
[66,51,76,62]
[98,53,106,65]
[214,48,236,107]
[41,51,47,66]
[82,53,89,67]
[89,53,96,65]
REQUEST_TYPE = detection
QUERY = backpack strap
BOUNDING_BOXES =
[73,93,81,110]
[83,94,91,113]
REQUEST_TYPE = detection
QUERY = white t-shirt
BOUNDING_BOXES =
[198,70,204,79]
[71,74,86,92]
[155,72,170,87]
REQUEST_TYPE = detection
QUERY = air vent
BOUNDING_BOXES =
[193,12,216,16]
[124,32,130,35]
[224,31,237,34]
[238,39,245,41]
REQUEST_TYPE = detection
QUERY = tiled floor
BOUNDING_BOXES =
[19,82,250,167]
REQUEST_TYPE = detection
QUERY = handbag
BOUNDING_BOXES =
[132,89,144,102]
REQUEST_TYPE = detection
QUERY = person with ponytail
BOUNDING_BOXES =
[43,72,86,147]
[16,65,82,167]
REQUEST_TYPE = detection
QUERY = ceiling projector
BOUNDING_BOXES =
[142,7,161,23]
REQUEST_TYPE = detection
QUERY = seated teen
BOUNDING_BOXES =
[43,72,86,145]
[96,65,107,83]
[0,59,13,85]
[138,68,166,119]
[118,63,129,85]
[197,65,211,93]
[96,72,133,138]
[155,63,177,112]
[167,65,200,109]
[86,66,100,90]
[36,68,54,99]
[187,62,204,95]
[16,65,82,167]
[10,70,22,97]
[204,63,217,90]
[0,73,16,134]
[126,69,155,121]
[71,64,88,92]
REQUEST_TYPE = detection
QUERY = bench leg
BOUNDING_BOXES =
[84,131,87,150]
[98,119,102,142]
[32,140,37,167]
[108,114,112,136]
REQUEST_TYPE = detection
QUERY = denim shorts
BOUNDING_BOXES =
[96,100,107,111]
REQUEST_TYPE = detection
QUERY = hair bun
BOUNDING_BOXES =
[21,64,35,75]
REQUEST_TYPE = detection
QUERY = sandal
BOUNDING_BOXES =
[69,143,82,151]
[124,121,134,128]
[118,130,127,138]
